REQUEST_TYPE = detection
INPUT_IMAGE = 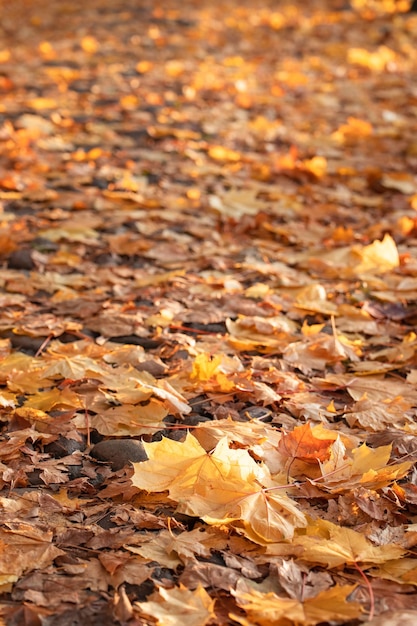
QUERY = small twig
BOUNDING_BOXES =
[35,333,54,357]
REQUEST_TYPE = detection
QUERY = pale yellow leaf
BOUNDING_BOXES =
[232,584,362,626]
[293,519,405,568]
[137,584,215,626]
[131,432,207,492]
[132,434,305,541]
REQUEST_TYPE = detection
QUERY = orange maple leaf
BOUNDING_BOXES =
[278,423,334,465]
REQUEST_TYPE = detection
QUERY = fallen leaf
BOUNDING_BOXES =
[137,584,215,626]
[231,583,362,626]
[267,519,405,568]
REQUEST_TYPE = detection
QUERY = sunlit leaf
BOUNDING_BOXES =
[232,584,362,625]
[295,519,405,568]
[137,584,215,626]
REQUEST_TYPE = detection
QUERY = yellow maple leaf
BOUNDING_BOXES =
[23,387,82,412]
[319,439,412,491]
[190,353,235,392]
[289,519,405,568]
[234,489,307,543]
[231,584,362,626]
[134,434,267,508]
[137,584,215,626]
[308,234,399,279]
[131,432,208,493]
[370,557,417,585]
[351,233,399,274]
[132,434,306,541]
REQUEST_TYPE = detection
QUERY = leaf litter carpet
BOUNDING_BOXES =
[1,0,417,624]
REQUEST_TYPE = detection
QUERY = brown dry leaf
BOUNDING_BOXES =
[208,188,268,219]
[344,397,414,430]
[87,401,168,436]
[179,560,243,591]
[49,488,91,512]
[0,524,64,579]
[293,284,338,315]
[226,315,298,352]
[137,584,215,626]
[362,612,417,626]
[3,0,417,620]
[127,527,225,569]
[96,367,191,415]
[227,488,307,544]
[39,354,110,380]
[314,373,417,404]
[194,416,279,451]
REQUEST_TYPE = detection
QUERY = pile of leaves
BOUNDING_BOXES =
[1,0,417,623]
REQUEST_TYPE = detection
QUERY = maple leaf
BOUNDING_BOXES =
[136,584,215,626]
[308,234,399,278]
[194,416,279,451]
[231,488,307,544]
[132,432,264,493]
[0,524,64,579]
[278,423,335,465]
[190,353,236,392]
[226,315,298,352]
[131,432,210,493]
[319,439,413,491]
[132,434,306,541]
[4,0,417,619]
[87,401,168,436]
[369,557,417,585]
[23,387,82,411]
[267,519,405,568]
[231,584,362,626]
[126,536,182,570]
[293,283,338,315]
[99,366,191,414]
[344,396,414,430]
[127,527,222,568]
[208,188,264,218]
[316,373,417,405]
[40,354,110,379]
[49,488,92,513]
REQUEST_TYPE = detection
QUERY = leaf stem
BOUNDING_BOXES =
[352,561,374,621]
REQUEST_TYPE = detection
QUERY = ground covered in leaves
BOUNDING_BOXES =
[1,0,417,624]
